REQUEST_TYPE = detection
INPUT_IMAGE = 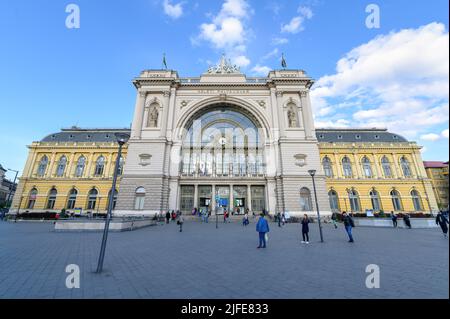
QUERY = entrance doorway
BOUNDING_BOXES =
[198,185,212,213]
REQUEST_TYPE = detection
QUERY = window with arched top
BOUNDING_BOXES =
[135,187,146,210]
[390,190,403,211]
[362,156,373,178]
[67,189,78,209]
[369,190,381,211]
[381,156,392,178]
[108,189,118,210]
[328,190,340,212]
[94,156,105,176]
[322,157,333,178]
[56,156,67,177]
[117,156,125,175]
[299,187,312,211]
[46,188,58,209]
[411,190,423,211]
[87,189,99,210]
[400,157,412,177]
[348,189,361,212]
[342,157,353,178]
[75,156,86,177]
[27,188,38,209]
[37,156,48,177]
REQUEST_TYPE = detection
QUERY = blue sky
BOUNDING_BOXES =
[0,0,448,179]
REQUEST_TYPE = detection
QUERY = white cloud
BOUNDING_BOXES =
[271,37,289,45]
[311,23,449,140]
[251,65,272,76]
[196,0,252,67]
[420,133,441,142]
[281,6,313,34]
[442,129,449,139]
[163,0,184,19]
[262,48,279,61]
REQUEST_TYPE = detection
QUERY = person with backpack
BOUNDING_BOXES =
[436,211,449,238]
[391,212,398,228]
[342,211,355,243]
[301,214,310,244]
[256,213,270,249]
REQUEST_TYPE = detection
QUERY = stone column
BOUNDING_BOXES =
[131,90,147,139]
[333,153,342,178]
[247,185,252,212]
[66,153,76,178]
[392,153,400,178]
[212,185,216,214]
[373,154,381,179]
[46,153,57,178]
[160,91,171,138]
[166,88,177,140]
[300,91,314,139]
[105,153,114,178]
[353,153,361,179]
[85,154,95,178]
[273,90,284,137]
[194,184,198,209]
[229,185,234,212]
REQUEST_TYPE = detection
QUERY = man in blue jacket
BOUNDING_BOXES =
[256,213,270,248]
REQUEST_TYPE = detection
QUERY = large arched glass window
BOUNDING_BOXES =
[299,187,312,211]
[411,190,423,211]
[370,189,381,211]
[390,190,403,211]
[362,156,373,178]
[46,188,57,209]
[381,156,392,178]
[37,156,48,177]
[75,156,86,177]
[87,189,98,210]
[342,157,353,178]
[95,156,105,176]
[135,187,146,210]
[67,189,78,209]
[27,188,38,209]
[328,190,340,212]
[56,156,67,177]
[108,189,118,210]
[181,105,265,178]
[322,157,333,178]
[348,189,361,212]
[400,157,412,177]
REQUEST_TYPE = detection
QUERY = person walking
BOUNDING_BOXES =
[391,212,398,228]
[301,214,310,244]
[331,212,338,229]
[243,212,249,227]
[281,213,286,226]
[436,211,449,238]
[165,211,171,224]
[256,213,270,249]
[403,213,412,229]
[342,211,355,243]
[177,212,184,232]
[277,212,282,227]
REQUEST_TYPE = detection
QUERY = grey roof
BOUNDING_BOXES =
[315,129,409,143]
[41,128,131,143]
[39,127,409,143]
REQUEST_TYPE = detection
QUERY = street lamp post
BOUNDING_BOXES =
[308,170,324,243]
[96,132,130,274]
[6,169,19,209]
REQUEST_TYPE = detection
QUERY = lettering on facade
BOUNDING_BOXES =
[197,90,250,95]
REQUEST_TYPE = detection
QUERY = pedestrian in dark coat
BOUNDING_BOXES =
[403,214,412,229]
[256,213,270,248]
[277,212,282,227]
[165,211,171,224]
[342,212,355,243]
[301,214,310,244]
[391,212,398,228]
[436,211,449,238]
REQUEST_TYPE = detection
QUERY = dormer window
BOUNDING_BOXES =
[393,135,399,140]
[319,134,324,139]
[374,135,380,140]
[355,135,361,140]
[69,135,74,139]
[87,135,91,139]
[338,135,343,140]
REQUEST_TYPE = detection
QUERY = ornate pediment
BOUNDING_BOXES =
[207,55,241,74]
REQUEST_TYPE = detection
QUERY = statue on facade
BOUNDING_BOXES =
[288,108,297,128]
[148,106,159,128]
[207,54,240,74]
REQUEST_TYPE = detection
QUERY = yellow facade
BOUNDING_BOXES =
[12,128,439,215]
[12,130,128,214]
[320,140,438,214]
[424,162,449,210]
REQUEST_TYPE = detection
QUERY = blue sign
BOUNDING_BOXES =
[220,199,228,206]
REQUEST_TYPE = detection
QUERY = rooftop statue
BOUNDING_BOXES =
[207,54,241,74]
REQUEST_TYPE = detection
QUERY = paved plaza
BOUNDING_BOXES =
[0,219,448,299]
